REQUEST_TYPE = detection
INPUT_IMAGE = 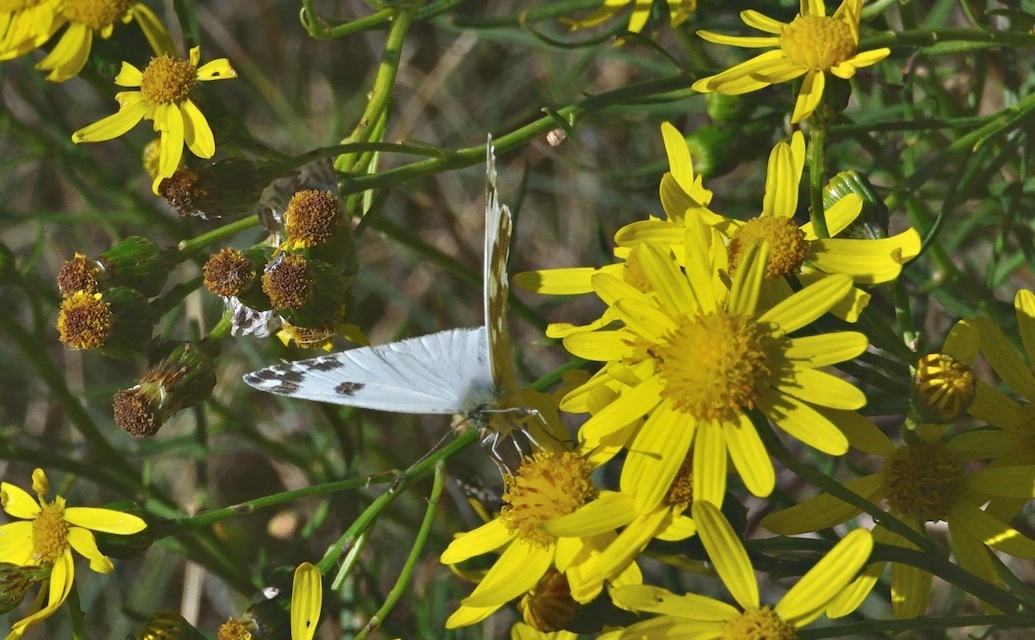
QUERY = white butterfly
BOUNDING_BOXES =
[243,136,543,461]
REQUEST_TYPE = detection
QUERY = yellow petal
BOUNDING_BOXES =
[784,332,867,366]
[660,122,698,199]
[761,474,882,534]
[692,420,728,505]
[0,483,40,519]
[627,404,696,512]
[71,99,149,143]
[461,538,553,608]
[762,135,802,218]
[761,392,850,454]
[724,411,774,497]
[445,602,497,629]
[131,3,176,56]
[196,57,237,81]
[758,273,852,334]
[579,375,664,441]
[740,10,784,33]
[542,491,636,537]
[0,521,36,565]
[655,513,696,541]
[290,563,322,640]
[693,501,758,610]
[67,527,113,573]
[63,506,146,534]
[968,466,1035,498]
[440,518,512,564]
[776,529,872,626]
[114,60,143,86]
[11,550,74,634]
[694,49,789,95]
[696,30,779,48]
[514,264,620,295]
[636,240,694,315]
[181,98,215,158]
[728,240,767,317]
[790,69,825,123]
[612,583,737,620]
[819,407,894,456]
[36,22,90,81]
[775,366,867,410]
[156,102,185,178]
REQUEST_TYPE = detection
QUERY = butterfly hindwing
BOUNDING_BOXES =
[484,137,518,402]
[243,327,493,414]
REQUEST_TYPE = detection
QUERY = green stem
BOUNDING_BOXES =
[355,462,446,640]
[807,113,831,239]
[862,27,1035,50]
[176,215,262,258]
[340,74,692,195]
[334,4,420,172]
[316,429,478,574]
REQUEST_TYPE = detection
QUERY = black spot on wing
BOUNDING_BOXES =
[305,356,347,372]
[335,381,364,396]
[244,364,308,395]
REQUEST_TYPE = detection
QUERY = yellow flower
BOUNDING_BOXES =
[290,563,322,640]
[511,621,578,640]
[691,0,891,123]
[762,420,1035,619]
[566,227,868,505]
[563,0,696,34]
[604,502,873,639]
[0,0,63,61]
[0,468,147,637]
[37,0,175,82]
[616,125,921,322]
[439,450,641,628]
[71,46,236,193]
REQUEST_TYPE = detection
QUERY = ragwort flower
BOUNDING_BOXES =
[616,126,921,322]
[71,46,236,193]
[762,420,1035,619]
[567,224,868,505]
[0,0,63,61]
[603,502,873,639]
[439,449,641,628]
[563,0,696,35]
[0,468,147,637]
[691,0,890,122]
[37,0,175,82]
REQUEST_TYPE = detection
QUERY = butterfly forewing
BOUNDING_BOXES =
[484,138,518,403]
[243,327,493,414]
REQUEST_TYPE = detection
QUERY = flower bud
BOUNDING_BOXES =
[57,288,154,358]
[204,246,274,311]
[57,236,169,297]
[282,190,358,275]
[518,569,580,633]
[913,353,976,422]
[113,342,216,436]
[160,158,298,219]
[261,253,349,328]
[0,563,49,615]
[706,92,750,123]
[823,170,890,238]
[136,610,206,640]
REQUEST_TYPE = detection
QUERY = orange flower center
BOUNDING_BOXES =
[64,0,131,29]
[729,218,809,281]
[653,310,775,421]
[881,440,966,522]
[499,451,595,547]
[779,15,856,70]
[31,498,70,565]
[140,54,197,105]
[722,606,797,640]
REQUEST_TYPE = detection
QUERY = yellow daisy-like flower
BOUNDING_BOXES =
[37,0,175,82]
[566,226,868,505]
[563,0,696,34]
[0,468,147,637]
[691,0,891,123]
[616,125,921,322]
[762,418,1035,619]
[439,450,641,628]
[541,449,696,588]
[71,46,236,193]
[603,502,873,639]
[0,0,63,61]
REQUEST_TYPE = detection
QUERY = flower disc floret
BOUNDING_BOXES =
[30,498,70,564]
[58,291,111,349]
[140,53,197,104]
[881,441,966,522]
[722,606,797,640]
[654,310,774,421]
[729,219,808,281]
[63,0,130,29]
[779,15,856,70]
[499,451,596,547]
[664,453,694,508]
[285,189,342,247]
[914,353,976,420]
